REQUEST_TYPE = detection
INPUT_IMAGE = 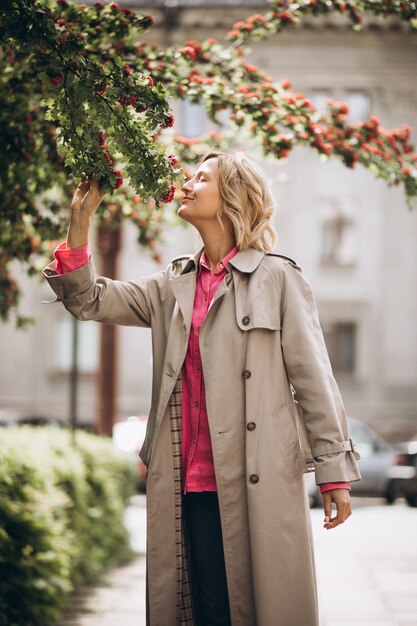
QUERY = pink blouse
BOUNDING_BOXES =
[181,245,239,493]
[53,242,350,495]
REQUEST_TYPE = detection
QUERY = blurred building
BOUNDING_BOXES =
[1,1,417,440]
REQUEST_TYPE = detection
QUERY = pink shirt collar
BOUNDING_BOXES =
[199,245,239,275]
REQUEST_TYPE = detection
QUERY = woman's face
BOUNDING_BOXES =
[178,158,222,226]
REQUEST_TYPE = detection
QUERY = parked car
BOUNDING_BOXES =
[112,416,148,492]
[389,434,417,507]
[305,417,398,507]
[0,409,18,428]
[0,409,64,428]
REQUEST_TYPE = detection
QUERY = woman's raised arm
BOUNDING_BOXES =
[42,174,167,328]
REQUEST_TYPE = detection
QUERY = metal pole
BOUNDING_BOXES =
[69,315,79,445]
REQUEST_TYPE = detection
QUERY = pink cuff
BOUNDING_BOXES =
[319,482,351,494]
[54,241,90,275]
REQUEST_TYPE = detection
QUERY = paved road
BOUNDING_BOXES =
[60,495,417,626]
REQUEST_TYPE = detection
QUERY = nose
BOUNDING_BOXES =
[181,178,193,195]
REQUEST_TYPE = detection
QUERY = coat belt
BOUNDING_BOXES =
[311,439,357,458]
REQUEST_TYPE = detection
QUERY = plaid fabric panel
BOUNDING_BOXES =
[168,374,196,625]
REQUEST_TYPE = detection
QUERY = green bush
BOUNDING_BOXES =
[0,426,138,626]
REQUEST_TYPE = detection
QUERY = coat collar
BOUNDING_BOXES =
[179,247,265,275]
[179,247,204,275]
[229,248,265,273]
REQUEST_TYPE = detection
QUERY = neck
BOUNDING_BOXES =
[198,226,236,272]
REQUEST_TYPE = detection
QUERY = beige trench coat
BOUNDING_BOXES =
[44,246,361,626]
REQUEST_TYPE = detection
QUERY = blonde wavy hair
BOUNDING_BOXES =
[200,151,277,252]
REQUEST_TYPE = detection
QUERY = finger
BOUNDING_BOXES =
[324,516,344,530]
[94,174,106,203]
[322,492,333,523]
[334,492,352,522]
[91,172,101,192]
[77,174,90,192]
[89,173,102,192]
[343,502,352,522]
[324,501,351,529]
[325,503,350,528]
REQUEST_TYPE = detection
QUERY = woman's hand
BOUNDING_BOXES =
[67,173,106,249]
[322,489,352,530]
[70,173,106,217]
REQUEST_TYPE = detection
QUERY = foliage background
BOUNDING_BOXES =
[0,426,137,626]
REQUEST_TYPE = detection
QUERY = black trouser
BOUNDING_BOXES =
[183,491,232,626]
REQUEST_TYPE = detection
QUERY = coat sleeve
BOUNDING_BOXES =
[280,262,361,485]
[42,256,166,327]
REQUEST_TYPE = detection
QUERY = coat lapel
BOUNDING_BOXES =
[169,273,197,335]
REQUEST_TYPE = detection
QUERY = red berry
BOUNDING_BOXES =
[161,113,174,129]
[146,75,154,86]
[94,83,107,95]
[167,153,178,166]
[181,46,196,60]
[112,169,123,188]
[160,185,176,203]
[50,73,65,85]
[123,64,132,77]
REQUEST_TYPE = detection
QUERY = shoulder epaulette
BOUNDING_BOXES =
[265,252,302,271]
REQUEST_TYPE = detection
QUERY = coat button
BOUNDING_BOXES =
[247,422,256,431]
[242,315,250,326]
[242,369,251,379]
[249,474,259,484]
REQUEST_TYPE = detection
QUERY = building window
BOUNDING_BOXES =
[55,316,99,374]
[344,91,371,124]
[181,99,206,137]
[323,322,356,374]
[320,197,356,266]
[309,90,332,115]
[309,89,370,124]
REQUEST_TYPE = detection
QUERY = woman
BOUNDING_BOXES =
[44,151,361,626]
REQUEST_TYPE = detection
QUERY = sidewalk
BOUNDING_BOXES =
[58,555,146,626]
[311,500,417,626]
[58,495,147,626]
[59,496,417,626]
